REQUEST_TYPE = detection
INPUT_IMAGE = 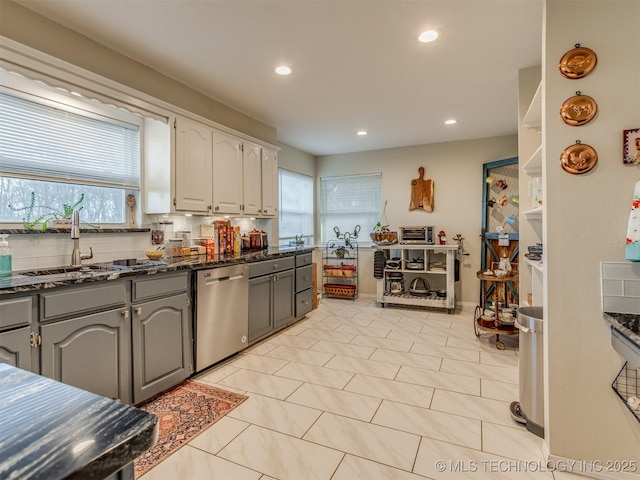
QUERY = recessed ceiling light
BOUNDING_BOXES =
[356,130,368,136]
[418,30,439,43]
[444,119,457,125]
[274,65,292,75]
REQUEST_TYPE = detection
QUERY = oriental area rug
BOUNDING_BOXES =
[134,380,248,478]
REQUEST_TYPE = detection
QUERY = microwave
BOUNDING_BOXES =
[399,226,435,244]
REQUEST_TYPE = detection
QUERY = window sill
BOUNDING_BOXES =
[0,227,150,235]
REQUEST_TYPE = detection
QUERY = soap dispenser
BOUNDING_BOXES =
[0,234,12,276]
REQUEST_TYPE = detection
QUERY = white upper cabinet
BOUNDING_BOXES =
[172,115,277,217]
[174,117,212,213]
[212,130,243,215]
[242,141,262,216]
[261,148,278,217]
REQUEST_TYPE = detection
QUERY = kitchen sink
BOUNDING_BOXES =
[21,265,120,279]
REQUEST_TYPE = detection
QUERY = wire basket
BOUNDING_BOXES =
[324,283,357,298]
[611,362,640,423]
[323,265,356,277]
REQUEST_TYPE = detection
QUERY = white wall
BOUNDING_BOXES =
[316,135,518,304]
[277,142,316,178]
[544,0,640,467]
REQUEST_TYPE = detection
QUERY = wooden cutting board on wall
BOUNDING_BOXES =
[409,167,434,212]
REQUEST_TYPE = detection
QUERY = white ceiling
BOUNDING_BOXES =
[16,0,543,156]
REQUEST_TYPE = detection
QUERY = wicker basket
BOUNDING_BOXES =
[324,283,357,297]
[370,231,398,244]
[323,265,356,277]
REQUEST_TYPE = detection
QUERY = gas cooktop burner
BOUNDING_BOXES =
[94,260,167,272]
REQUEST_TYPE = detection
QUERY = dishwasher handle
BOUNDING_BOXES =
[205,273,244,286]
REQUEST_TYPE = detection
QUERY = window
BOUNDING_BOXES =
[278,169,314,246]
[0,81,141,225]
[320,173,381,243]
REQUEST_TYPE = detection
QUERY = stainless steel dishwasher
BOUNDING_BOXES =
[195,264,248,371]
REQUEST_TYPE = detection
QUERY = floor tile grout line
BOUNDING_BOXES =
[178,444,267,478]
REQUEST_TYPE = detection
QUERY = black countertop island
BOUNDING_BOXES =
[0,363,158,480]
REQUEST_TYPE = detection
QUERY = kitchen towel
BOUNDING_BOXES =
[626,180,640,262]
[373,250,386,278]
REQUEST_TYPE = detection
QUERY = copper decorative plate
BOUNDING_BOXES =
[559,46,597,79]
[560,94,597,126]
[560,142,598,174]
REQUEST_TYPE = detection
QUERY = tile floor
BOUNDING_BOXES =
[140,299,588,480]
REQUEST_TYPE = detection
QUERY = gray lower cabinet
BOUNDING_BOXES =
[3,270,193,406]
[248,257,295,343]
[248,274,273,342]
[40,307,132,403]
[0,326,32,371]
[295,253,313,319]
[272,269,295,330]
[0,295,35,372]
[132,293,191,404]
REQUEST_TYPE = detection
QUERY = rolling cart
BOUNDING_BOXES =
[475,266,519,349]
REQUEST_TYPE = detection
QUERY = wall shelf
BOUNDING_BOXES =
[525,258,543,272]
[523,144,542,176]
[523,207,543,220]
[523,82,542,131]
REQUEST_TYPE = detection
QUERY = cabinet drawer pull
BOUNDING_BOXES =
[273,263,278,269]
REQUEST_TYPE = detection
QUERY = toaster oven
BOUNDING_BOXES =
[399,226,435,244]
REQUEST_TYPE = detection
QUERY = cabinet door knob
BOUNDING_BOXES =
[215,206,219,212]
[122,310,129,318]
[135,307,142,315]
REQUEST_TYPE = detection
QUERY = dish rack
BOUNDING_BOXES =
[612,362,640,423]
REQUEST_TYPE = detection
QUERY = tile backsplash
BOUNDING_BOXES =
[6,214,272,272]
[601,262,640,314]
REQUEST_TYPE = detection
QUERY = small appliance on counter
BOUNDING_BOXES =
[399,226,434,244]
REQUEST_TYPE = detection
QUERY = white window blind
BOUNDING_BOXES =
[320,173,381,243]
[279,169,314,245]
[0,91,140,189]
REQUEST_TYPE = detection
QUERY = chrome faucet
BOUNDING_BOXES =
[71,209,93,267]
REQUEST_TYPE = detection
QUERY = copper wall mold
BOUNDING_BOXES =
[560,92,598,126]
[559,44,597,79]
[560,141,598,175]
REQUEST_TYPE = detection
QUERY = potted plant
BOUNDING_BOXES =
[8,192,89,231]
[289,234,306,247]
[332,245,348,258]
[370,221,398,244]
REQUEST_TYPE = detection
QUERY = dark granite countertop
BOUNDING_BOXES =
[0,363,157,480]
[0,246,314,295]
[605,312,640,348]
